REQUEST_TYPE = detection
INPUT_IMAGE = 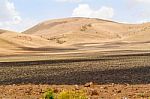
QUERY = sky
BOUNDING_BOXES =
[0,0,150,32]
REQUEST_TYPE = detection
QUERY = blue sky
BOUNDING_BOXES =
[0,0,150,32]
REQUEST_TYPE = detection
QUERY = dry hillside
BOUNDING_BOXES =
[1,17,150,56]
[23,17,150,45]
[0,30,51,56]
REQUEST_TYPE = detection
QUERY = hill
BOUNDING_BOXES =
[1,17,150,56]
[23,17,150,45]
[0,29,50,56]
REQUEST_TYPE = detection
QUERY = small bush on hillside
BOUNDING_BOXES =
[80,25,87,31]
[56,39,66,44]
[87,24,92,27]
[80,24,91,31]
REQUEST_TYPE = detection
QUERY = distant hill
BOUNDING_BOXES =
[0,29,50,56]
[0,17,150,56]
[23,17,150,45]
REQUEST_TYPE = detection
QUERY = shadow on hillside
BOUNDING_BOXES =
[19,47,77,52]
[1,66,150,85]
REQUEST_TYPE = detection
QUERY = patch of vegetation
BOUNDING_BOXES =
[47,35,66,44]
[87,24,92,27]
[43,89,55,99]
[80,26,87,31]
[42,89,88,99]
[57,90,87,99]
[80,24,91,31]
[47,37,57,41]
[56,39,66,44]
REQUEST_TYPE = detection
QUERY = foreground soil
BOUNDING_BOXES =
[0,84,150,99]
[0,52,150,99]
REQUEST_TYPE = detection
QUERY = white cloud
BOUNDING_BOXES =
[0,18,39,32]
[128,0,150,6]
[72,4,114,19]
[133,0,150,3]
[129,0,150,22]
[0,0,39,32]
[56,0,82,3]
[0,0,22,24]
[0,0,22,31]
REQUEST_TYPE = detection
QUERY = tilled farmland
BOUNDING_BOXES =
[0,53,150,85]
[0,53,150,98]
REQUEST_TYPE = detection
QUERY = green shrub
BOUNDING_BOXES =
[43,89,55,99]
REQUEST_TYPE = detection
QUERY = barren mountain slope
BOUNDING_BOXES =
[0,30,50,55]
[23,17,150,45]
[122,22,150,42]
[1,18,150,56]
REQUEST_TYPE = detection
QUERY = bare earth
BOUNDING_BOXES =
[0,84,150,99]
